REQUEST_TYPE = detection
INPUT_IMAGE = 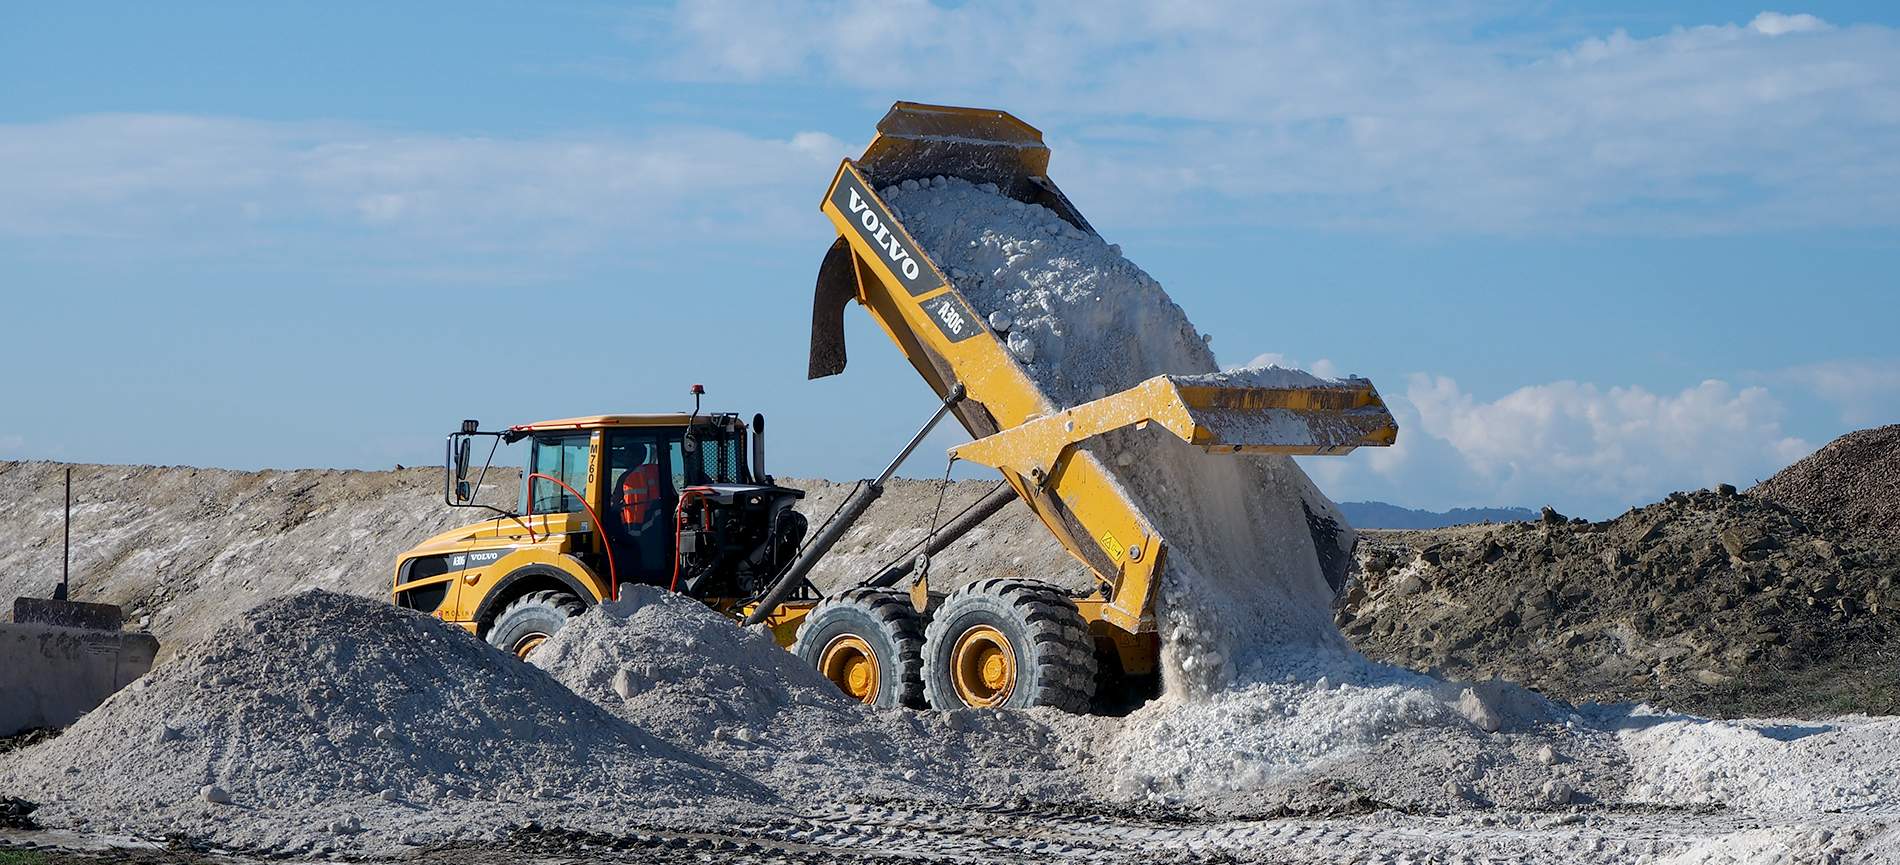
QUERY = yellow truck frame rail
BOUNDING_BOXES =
[810,102,1398,635]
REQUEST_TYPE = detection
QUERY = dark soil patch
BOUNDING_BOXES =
[1751,424,1900,545]
[1341,484,1900,718]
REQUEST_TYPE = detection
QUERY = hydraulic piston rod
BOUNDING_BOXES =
[742,384,965,625]
[864,482,1017,588]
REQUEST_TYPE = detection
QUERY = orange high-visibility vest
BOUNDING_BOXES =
[619,464,662,525]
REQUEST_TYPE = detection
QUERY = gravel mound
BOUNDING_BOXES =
[1613,710,1900,812]
[531,587,1106,805]
[1752,424,1900,544]
[0,590,763,855]
[1343,489,1900,716]
[1103,656,1632,813]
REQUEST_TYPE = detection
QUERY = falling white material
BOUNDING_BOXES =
[886,176,1355,695]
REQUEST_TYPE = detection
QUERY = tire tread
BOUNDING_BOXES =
[922,579,1099,713]
[791,587,926,708]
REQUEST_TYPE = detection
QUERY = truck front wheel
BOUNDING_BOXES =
[486,590,585,659]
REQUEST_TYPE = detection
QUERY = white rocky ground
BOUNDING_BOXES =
[5,587,1897,862]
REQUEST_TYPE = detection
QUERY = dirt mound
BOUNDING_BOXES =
[0,590,762,855]
[1751,424,1900,544]
[1342,489,1900,717]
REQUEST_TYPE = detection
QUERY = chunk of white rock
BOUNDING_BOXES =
[1006,331,1036,363]
[1454,688,1501,733]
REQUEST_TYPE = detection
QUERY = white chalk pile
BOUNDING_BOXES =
[530,586,1101,805]
[0,591,764,854]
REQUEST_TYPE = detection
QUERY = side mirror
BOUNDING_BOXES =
[453,437,474,502]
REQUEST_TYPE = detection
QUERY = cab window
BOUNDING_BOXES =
[526,433,591,514]
[668,426,747,488]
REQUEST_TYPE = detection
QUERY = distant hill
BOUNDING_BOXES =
[1339,501,1535,529]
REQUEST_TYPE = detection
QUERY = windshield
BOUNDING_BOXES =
[524,432,590,514]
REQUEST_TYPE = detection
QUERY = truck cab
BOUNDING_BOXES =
[391,412,809,657]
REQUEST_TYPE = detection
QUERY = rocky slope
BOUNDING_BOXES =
[1340,429,1900,717]
[1751,423,1900,544]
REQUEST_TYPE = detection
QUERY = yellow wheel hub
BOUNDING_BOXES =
[950,625,1016,707]
[512,632,550,659]
[818,634,881,704]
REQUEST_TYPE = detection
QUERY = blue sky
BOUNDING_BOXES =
[2,1,1896,518]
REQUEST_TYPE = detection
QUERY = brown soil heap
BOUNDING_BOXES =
[1341,485,1900,718]
[1751,424,1900,545]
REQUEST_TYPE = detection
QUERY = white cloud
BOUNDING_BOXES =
[1751,12,1831,36]
[0,434,24,457]
[1240,352,1822,515]
[1301,374,1813,516]
[1774,359,1900,426]
[0,115,847,257]
[3,7,1894,255]
[654,1,1900,234]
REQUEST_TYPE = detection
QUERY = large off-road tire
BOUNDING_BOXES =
[485,590,585,660]
[792,588,925,709]
[922,579,1098,712]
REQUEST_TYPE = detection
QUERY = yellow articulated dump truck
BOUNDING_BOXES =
[392,102,1397,713]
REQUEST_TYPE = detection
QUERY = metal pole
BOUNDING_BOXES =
[742,384,966,626]
[865,482,1018,588]
[57,466,71,601]
[874,383,964,485]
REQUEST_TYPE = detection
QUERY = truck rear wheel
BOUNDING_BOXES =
[792,588,925,709]
[486,590,585,659]
[922,579,1097,712]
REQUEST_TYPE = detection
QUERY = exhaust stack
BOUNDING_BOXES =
[751,413,767,482]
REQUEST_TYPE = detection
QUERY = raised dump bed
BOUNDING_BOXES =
[808,102,1398,646]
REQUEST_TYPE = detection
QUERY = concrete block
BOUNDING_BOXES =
[13,597,125,631]
[0,623,159,736]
